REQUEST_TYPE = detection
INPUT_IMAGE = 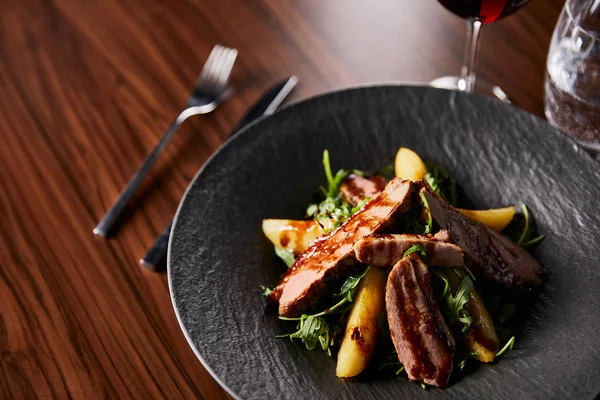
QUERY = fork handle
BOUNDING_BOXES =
[139,221,172,270]
[93,120,182,237]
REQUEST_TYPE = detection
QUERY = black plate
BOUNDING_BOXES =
[168,86,600,400]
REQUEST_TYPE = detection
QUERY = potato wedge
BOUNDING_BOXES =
[336,267,387,378]
[457,207,516,232]
[262,219,326,255]
[446,271,499,363]
[394,147,427,181]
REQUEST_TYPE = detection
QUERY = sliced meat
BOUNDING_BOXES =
[353,234,463,267]
[339,174,387,206]
[433,229,452,242]
[270,178,414,317]
[419,185,542,290]
[386,254,455,388]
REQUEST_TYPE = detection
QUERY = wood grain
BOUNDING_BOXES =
[0,0,563,398]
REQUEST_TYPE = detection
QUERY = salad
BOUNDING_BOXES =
[261,147,544,388]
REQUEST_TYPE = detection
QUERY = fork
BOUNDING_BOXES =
[93,45,238,237]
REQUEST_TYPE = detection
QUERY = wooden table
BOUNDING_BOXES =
[0,0,564,398]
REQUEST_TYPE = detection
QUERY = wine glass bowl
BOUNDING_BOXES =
[438,0,531,23]
[431,0,532,101]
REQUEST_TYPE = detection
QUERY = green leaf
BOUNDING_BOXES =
[518,204,530,245]
[517,205,545,248]
[274,246,296,268]
[419,192,433,235]
[351,197,370,214]
[495,336,515,357]
[423,161,458,206]
[445,272,474,332]
[336,267,370,302]
[379,164,395,181]
[403,244,427,259]
[260,285,272,297]
[322,150,349,198]
[277,315,332,355]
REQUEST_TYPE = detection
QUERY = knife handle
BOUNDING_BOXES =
[139,221,172,270]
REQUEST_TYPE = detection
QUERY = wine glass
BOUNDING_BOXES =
[431,0,531,102]
[545,0,600,153]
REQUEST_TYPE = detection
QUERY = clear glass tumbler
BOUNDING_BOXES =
[545,0,600,151]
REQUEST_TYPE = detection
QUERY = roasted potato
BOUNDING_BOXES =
[394,147,427,181]
[262,219,326,254]
[458,207,516,232]
[336,267,387,377]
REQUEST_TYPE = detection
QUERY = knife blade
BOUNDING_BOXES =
[140,76,299,270]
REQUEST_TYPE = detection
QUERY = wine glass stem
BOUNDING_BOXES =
[460,20,483,93]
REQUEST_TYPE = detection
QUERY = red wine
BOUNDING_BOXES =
[438,0,530,23]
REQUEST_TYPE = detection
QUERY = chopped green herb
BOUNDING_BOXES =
[351,197,370,214]
[420,382,427,390]
[274,246,296,268]
[337,267,370,302]
[260,285,273,297]
[495,336,515,357]
[458,358,468,370]
[278,314,332,355]
[403,244,427,259]
[419,192,433,234]
[306,203,319,217]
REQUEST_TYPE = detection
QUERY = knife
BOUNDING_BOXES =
[140,76,299,270]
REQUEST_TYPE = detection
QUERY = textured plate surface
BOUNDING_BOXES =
[168,86,600,400]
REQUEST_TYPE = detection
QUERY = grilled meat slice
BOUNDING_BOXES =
[433,229,452,242]
[419,186,542,290]
[353,234,464,267]
[386,254,455,388]
[339,174,387,207]
[270,179,414,317]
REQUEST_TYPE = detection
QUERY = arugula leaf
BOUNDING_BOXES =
[441,272,474,333]
[517,204,545,248]
[260,285,273,297]
[379,164,395,181]
[322,149,350,198]
[419,192,433,235]
[432,270,450,298]
[278,315,332,355]
[403,244,427,259]
[274,246,295,268]
[308,151,368,232]
[495,336,515,357]
[423,161,458,206]
[336,267,370,302]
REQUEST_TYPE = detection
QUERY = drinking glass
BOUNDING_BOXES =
[545,0,600,151]
[431,0,531,102]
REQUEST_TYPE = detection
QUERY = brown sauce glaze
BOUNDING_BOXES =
[272,179,414,316]
[386,254,455,387]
